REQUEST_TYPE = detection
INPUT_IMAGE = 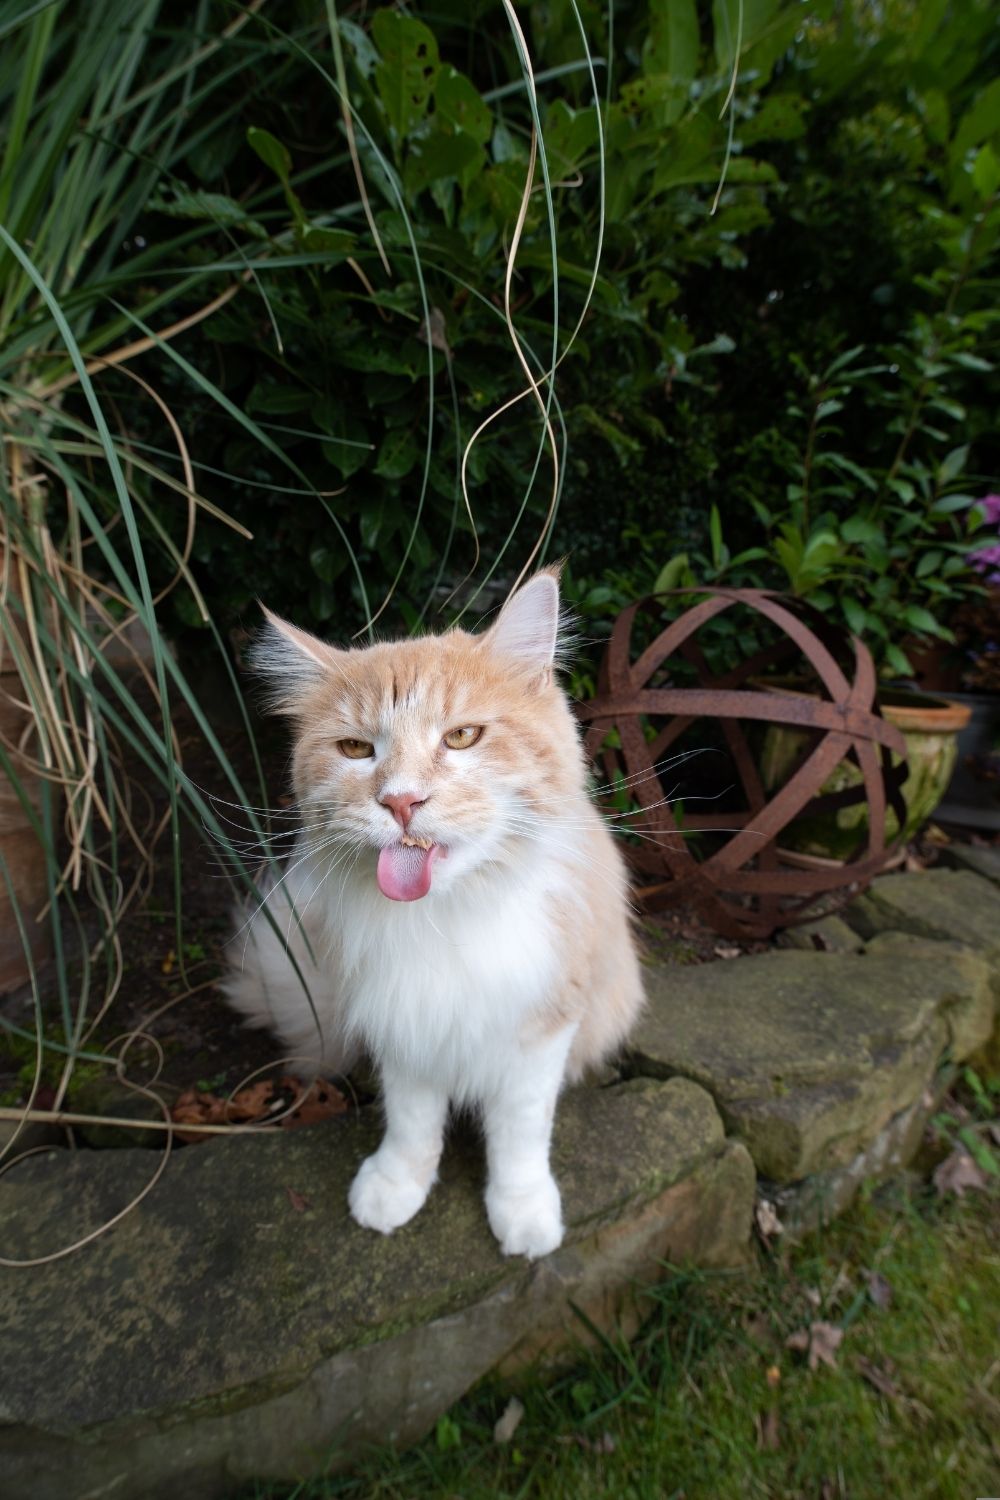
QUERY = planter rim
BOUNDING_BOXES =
[748,676,972,734]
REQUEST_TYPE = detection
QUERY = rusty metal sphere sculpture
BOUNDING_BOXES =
[576,589,908,940]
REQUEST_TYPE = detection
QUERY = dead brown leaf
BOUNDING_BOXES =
[856,1355,901,1400]
[170,1076,348,1143]
[785,1321,844,1371]
[933,1148,989,1198]
[286,1076,349,1127]
[285,1187,312,1214]
[867,1270,893,1308]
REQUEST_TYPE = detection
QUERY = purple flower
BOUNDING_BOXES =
[967,495,1000,582]
[979,493,1000,526]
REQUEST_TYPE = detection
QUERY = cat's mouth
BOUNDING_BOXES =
[376,836,443,902]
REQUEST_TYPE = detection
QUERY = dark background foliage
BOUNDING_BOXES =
[91,0,1000,673]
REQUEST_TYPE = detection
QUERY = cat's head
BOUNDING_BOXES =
[252,571,585,901]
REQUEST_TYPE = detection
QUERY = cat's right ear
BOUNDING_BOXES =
[250,605,343,713]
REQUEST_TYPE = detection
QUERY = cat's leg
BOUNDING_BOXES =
[483,1024,576,1259]
[348,1064,448,1235]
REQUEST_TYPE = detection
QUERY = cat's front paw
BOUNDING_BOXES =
[486,1175,564,1259]
[349,1153,431,1235]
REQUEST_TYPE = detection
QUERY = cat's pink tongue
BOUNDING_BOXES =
[376,843,440,901]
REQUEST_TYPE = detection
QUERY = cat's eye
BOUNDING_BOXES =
[338,738,375,759]
[443,725,483,751]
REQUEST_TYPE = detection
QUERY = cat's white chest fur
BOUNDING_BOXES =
[319,849,566,1101]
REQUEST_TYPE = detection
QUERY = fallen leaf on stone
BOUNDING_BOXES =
[286,1077,349,1126]
[756,1407,780,1451]
[493,1397,524,1445]
[868,1270,893,1309]
[755,1199,784,1240]
[785,1321,844,1371]
[286,1188,311,1214]
[170,1076,348,1143]
[933,1148,989,1197]
[857,1355,901,1400]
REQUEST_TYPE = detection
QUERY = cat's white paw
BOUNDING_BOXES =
[349,1153,430,1235]
[486,1175,564,1259]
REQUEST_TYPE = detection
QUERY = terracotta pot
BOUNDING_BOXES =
[758,684,972,857]
[0,669,50,991]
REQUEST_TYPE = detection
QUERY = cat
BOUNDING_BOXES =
[224,569,644,1258]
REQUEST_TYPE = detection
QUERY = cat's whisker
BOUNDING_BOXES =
[229,832,347,954]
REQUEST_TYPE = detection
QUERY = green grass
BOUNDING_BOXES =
[240,1176,999,1500]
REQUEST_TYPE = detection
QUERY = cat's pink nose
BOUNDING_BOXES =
[380,792,426,831]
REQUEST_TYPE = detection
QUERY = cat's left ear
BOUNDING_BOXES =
[485,568,560,682]
[251,605,344,713]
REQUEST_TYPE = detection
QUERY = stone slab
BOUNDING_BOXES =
[768,1067,951,1237]
[935,841,1000,886]
[628,944,991,1180]
[775,914,864,954]
[0,1076,753,1499]
[843,868,1000,963]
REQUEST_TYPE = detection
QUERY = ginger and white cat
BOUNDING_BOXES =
[225,570,643,1258]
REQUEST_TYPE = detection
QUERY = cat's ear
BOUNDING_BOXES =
[485,569,560,680]
[250,606,343,712]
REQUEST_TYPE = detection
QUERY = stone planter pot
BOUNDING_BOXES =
[759,685,972,859]
[0,669,49,991]
[934,690,1000,831]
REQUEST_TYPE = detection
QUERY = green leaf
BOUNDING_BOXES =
[653,553,692,594]
[709,504,723,569]
[435,66,492,145]
[404,129,482,194]
[916,549,945,579]
[372,10,440,140]
[819,453,878,491]
[950,352,993,372]
[972,143,1000,200]
[246,126,292,181]
[642,0,698,125]
[739,93,808,145]
[904,604,946,637]
[937,445,970,486]
[840,516,883,546]
[954,76,1000,157]
[309,545,347,585]
[884,643,913,677]
[300,227,356,259]
[842,597,868,635]
[435,1414,462,1452]
[930,492,975,515]
[373,427,420,480]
